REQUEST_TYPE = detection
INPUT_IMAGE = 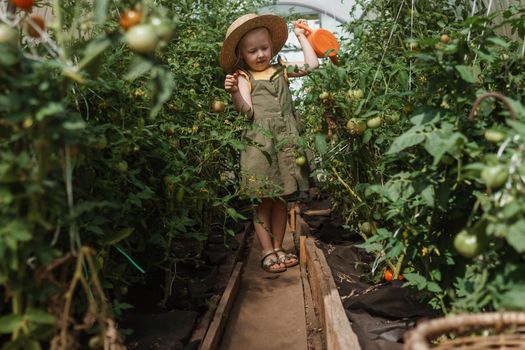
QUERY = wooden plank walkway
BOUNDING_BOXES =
[219,226,308,350]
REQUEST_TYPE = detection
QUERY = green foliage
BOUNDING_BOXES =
[299,0,525,314]
[0,0,266,347]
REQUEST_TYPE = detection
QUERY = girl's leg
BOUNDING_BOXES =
[272,199,298,266]
[254,198,285,270]
[271,199,288,249]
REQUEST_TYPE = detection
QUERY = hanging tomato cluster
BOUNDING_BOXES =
[120,6,174,54]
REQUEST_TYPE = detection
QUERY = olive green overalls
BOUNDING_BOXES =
[238,65,310,199]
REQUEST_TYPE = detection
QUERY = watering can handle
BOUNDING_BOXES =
[295,22,313,35]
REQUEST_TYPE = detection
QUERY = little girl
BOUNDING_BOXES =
[220,13,319,273]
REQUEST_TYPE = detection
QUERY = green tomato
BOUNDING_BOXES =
[481,164,508,189]
[176,187,184,203]
[94,135,108,150]
[366,116,383,129]
[346,118,366,135]
[359,222,373,235]
[88,336,101,349]
[453,230,485,258]
[0,23,18,46]
[150,16,174,42]
[125,24,159,54]
[484,130,505,144]
[114,161,128,173]
[385,113,400,125]
[353,89,364,99]
[295,156,306,167]
[319,91,330,101]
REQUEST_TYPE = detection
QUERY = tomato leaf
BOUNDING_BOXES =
[314,133,328,155]
[421,186,435,207]
[386,126,425,155]
[229,139,245,151]
[455,65,477,83]
[124,56,154,80]
[487,36,510,48]
[403,273,427,290]
[427,282,442,293]
[500,285,525,311]
[25,308,55,324]
[506,220,525,253]
[0,314,23,334]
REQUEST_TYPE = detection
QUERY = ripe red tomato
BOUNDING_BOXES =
[384,269,393,282]
[25,15,45,38]
[119,10,143,31]
[11,0,34,11]
[397,274,405,281]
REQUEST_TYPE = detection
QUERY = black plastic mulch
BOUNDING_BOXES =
[320,240,438,350]
[300,199,437,350]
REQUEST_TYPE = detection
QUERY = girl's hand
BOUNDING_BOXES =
[293,19,308,37]
[224,73,239,93]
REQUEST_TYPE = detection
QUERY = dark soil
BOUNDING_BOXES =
[121,221,248,350]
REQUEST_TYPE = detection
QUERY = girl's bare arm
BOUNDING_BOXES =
[286,20,319,77]
[225,73,252,115]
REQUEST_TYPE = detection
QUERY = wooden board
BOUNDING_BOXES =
[189,294,221,346]
[296,213,361,350]
[304,209,332,217]
[193,223,250,349]
[290,205,297,233]
[199,262,243,350]
[300,262,325,350]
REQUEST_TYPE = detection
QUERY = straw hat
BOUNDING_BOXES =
[220,13,288,73]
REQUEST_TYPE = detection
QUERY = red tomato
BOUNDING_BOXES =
[11,0,35,11]
[397,274,405,281]
[119,10,143,31]
[384,269,394,282]
[25,15,45,38]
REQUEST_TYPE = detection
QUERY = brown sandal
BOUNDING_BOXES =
[261,250,287,273]
[274,248,299,268]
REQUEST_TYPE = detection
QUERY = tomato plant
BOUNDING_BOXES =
[299,0,525,314]
[0,0,265,347]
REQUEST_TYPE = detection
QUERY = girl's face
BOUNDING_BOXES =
[239,27,272,71]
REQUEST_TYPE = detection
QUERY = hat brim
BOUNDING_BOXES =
[220,14,288,73]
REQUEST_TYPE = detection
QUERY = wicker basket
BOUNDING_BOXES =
[404,312,525,350]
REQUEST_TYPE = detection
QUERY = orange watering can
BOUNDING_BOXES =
[295,23,339,65]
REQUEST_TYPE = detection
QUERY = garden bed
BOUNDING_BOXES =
[295,195,437,350]
[122,222,249,350]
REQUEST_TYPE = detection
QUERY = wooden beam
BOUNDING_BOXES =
[304,238,361,350]
[199,262,243,350]
[300,235,306,267]
[304,209,332,217]
[189,295,221,346]
[290,204,297,233]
